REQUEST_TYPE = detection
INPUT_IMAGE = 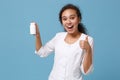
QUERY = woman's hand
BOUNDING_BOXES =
[80,36,91,52]
[34,22,40,37]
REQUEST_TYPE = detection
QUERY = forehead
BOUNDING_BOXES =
[62,9,77,17]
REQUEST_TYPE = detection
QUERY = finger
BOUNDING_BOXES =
[34,23,40,35]
[80,40,84,44]
[85,36,88,41]
[80,40,85,49]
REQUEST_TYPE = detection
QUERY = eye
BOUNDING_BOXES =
[70,16,75,20]
[62,17,67,21]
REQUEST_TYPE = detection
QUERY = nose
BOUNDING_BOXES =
[66,19,72,25]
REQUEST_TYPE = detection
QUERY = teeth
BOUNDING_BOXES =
[67,26,73,29]
[68,26,73,27]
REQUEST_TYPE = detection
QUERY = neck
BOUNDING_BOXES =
[67,32,81,38]
[65,32,82,44]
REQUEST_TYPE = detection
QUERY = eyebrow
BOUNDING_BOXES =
[62,14,77,18]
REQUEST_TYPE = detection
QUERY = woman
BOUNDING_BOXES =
[34,4,94,80]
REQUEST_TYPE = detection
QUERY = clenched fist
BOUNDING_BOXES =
[80,36,91,51]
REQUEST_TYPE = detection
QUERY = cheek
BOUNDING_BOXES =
[73,21,79,28]
[62,21,66,27]
[74,19,79,25]
[75,23,79,29]
[71,19,79,26]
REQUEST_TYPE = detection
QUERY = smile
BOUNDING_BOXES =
[67,25,74,29]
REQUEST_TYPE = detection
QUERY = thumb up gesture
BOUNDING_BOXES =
[80,36,91,51]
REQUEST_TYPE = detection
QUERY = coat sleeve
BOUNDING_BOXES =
[35,34,58,57]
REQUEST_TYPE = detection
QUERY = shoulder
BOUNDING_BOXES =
[51,32,66,40]
[55,32,67,37]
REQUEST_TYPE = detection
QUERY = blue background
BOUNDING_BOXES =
[0,0,120,80]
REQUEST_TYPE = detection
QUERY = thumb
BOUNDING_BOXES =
[85,36,88,41]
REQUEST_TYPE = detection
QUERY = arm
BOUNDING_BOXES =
[35,23,42,51]
[80,36,93,74]
[83,45,92,73]
[35,23,56,57]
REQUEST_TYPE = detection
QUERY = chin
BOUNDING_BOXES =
[67,30,75,34]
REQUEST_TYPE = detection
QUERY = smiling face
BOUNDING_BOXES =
[61,9,80,34]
